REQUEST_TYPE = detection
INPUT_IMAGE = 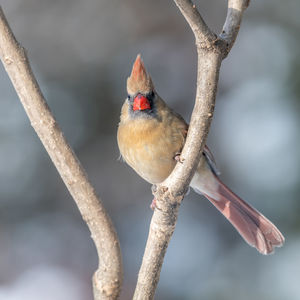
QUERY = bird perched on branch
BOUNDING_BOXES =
[117,54,284,255]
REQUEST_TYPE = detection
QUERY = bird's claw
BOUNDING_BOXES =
[150,198,157,210]
[174,153,184,163]
[151,184,157,194]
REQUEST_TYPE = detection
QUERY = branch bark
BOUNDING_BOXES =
[133,1,250,299]
[0,7,122,300]
[221,0,250,55]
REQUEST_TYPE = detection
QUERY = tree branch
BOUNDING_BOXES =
[133,1,249,299]
[221,0,250,55]
[0,7,122,300]
[172,0,217,48]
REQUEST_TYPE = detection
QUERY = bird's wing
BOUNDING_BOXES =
[203,145,221,176]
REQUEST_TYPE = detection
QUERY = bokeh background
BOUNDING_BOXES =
[0,0,299,299]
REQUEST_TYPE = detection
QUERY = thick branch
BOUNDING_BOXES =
[133,50,222,300]
[0,7,122,300]
[133,0,249,299]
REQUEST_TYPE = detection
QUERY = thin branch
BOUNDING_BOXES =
[0,7,122,300]
[221,0,250,54]
[173,0,217,48]
[133,0,249,299]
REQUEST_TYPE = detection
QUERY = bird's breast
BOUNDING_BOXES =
[117,117,184,184]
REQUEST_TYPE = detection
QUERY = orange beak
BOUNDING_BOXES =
[133,94,151,111]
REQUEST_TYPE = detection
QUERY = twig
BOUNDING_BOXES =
[172,0,217,48]
[221,0,250,55]
[133,1,249,299]
[0,7,123,300]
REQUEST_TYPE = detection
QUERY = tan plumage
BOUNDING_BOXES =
[117,54,285,254]
[118,93,187,183]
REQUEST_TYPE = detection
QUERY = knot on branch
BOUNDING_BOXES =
[151,184,186,224]
[153,184,185,205]
[93,270,121,299]
[195,36,228,56]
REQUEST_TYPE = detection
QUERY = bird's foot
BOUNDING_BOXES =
[174,152,185,163]
[151,184,157,194]
[150,198,157,210]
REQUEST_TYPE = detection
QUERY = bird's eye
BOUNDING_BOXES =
[127,95,131,100]
[149,91,155,99]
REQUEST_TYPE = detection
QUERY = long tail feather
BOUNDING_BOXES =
[201,175,284,255]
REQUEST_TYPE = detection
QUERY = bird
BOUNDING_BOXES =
[117,54,285,255]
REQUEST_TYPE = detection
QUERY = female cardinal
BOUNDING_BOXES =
[117,54,284,254]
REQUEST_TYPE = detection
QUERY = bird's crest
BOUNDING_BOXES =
[127,54,154,95]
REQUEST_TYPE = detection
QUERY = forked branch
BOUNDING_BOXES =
[133,1,250,299]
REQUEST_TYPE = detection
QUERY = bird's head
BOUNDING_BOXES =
[126,54,156,117]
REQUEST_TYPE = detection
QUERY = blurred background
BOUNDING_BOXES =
[0,0,299,299]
